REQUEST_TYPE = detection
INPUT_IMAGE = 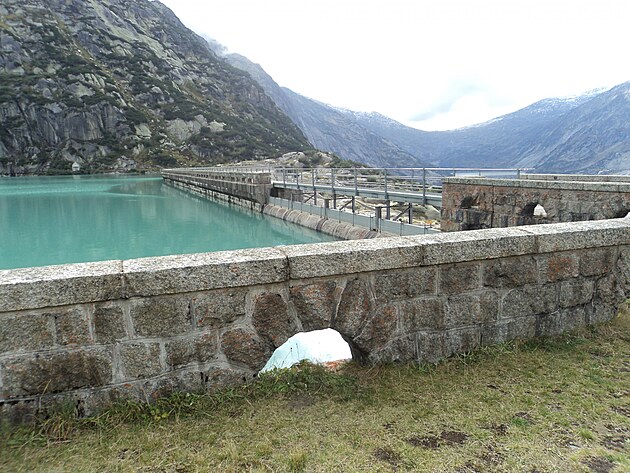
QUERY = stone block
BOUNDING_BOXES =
[501,284,558,318]
[399,297,445,331]
[1,347,113,398]
[579,247,616,277]
[543,253,579,282]
[438,261,481,295]
[164,332,219,369]
[281,238,423,279]
[0,311,54,354]
[221,328,271,371]
[333,278,374,339]
[200,366,253,390]
[519,219,630,253]
[252,292,298,349]
[354,304,399,356]
[412,227,537,265]
[192,288,247,329]
[559,278,595,308]
[415,331,446,363]
[53,306,92,346]
[444,328,481,357]
[483,256,538,288]
[374,267,436,301]
[118,342,162,380]
[290,281,338,331]
[537,307,587,337]
[0,261,123,312]
[480,316,537,346]
[122,248,288,297]
[93,302,127,343]
[619,247,630,295]
[130,295,192,337]
[444,292,498,327]
[374,335,418,363]
[595,273,625,306]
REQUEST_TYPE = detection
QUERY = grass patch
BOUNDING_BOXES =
[1,313,629,472]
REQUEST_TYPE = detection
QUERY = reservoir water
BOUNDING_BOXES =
[0,175,338,270]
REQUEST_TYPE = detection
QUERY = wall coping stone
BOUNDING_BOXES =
[1,219,629,313]
[444,176,630,193]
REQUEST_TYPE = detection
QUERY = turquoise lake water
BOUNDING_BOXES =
[0,175,337,270]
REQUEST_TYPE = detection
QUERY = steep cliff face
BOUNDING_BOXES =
[0,0,308,174]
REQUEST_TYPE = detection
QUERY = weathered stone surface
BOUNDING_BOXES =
[93,303,127,343]
[480,316,537,346]
[438,262,481,295]
[200,366,254,389]
[0,311,54,354]
[618,247,630,295]
[559,278,595,308]
[399,298,445,331]
[444,328,481,357]
[374,267,436,301]
[444,293,497,327]
[543,253,580,282]
[122,248,289,297]
[415,332,446,363]
[413,228,537,266]
[354,305,399,355]
[192,289,247,329]
[165,332,219,368]
[501,284,558,318]
[377,335,419,363]
[579,247,616,277]
[333,278,374,339]
[130,295,192,337]
[251,292,297,349]
[1,348,113,398]
[281,238,423,279]
[221,328,271,371]
[118,342,162,380]
[537,307,587,337]
[521,220,630,253]
[0,261,123,312]
[290,281,338,331]
[53,306,92,346]
[483,256,537,288]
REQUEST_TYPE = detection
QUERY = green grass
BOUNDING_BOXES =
[1,309,629,472]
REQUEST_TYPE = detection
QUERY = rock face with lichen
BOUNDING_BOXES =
[0,0,308,174]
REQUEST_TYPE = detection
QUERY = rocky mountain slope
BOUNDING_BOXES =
[225,45,630,174]
[224,53,430,169]
[0,0,309,174]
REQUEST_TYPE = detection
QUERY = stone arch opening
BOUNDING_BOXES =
[460,195,477,209]
[261,328,352,372]
[614,208,629,218]
[521,202,538,217]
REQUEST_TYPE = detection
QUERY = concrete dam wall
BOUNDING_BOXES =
[2,217,629,423]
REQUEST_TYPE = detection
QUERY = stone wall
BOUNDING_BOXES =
[441,176,630,231]
[1,218,629,424]
[162,169,273,205]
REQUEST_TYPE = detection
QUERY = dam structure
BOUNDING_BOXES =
[1,169,629,424]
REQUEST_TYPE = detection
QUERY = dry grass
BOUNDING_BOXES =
[2,310,629,472]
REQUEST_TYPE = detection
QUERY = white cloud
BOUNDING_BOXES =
[159,0,630,130]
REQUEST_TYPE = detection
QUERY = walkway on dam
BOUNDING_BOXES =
[164,166,522,208]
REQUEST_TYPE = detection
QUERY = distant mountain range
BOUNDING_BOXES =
[224,50,630,174]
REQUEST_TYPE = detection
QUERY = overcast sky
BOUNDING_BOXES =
[158,0,630,131]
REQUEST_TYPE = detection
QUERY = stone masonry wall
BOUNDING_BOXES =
[441,176,630,232]
[1,218,629,424]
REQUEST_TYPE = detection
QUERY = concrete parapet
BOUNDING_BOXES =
[1,218,629,423]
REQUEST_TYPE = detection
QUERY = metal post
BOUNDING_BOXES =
[384,169,388,200]
[282,168,286,188]
[385,200,391,220]
[353,168,358,196]
[312,169,317,206]
[422,168,427,205]
[408,203,413,224]
[331,168,336,195]
[375,206,382,232]
[333,193,337,209]
[352,196,356,214]
[517,168,521,179]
